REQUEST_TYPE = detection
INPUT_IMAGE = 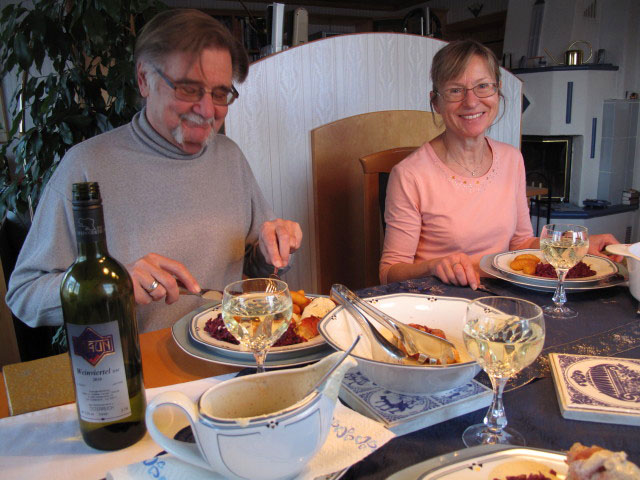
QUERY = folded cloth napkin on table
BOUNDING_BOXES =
[107,401,395,480]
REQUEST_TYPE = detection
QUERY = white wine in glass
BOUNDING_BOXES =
[540,224,589,319]
[222,278,293,373]
[462,296,545,447]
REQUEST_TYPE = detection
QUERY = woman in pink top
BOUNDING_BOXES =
[380,40,619,288]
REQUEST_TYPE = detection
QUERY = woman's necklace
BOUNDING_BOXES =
[450,158,481,176]
[444,139,487,177]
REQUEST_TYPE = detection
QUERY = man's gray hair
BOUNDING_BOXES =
[134,9,249,83]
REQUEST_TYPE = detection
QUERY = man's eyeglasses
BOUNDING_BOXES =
[435,83,498,102]
[153,67,239,106]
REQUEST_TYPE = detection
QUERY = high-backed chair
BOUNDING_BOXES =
[226,33,522,292]
[0,217,23,366]
[359,146,418,287]
[311,110,443,293]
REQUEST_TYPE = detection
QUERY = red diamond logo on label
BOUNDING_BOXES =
[72,327,115,366]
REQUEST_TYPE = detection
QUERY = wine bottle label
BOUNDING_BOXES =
[67,321,132,423]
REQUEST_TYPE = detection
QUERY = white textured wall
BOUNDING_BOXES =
[226,33,522,292]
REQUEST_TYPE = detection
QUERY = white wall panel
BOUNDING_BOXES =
[226,33,522,292]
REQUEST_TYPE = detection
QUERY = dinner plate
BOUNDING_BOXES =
[172,302,334,369]
[480,252,628,292]
[387,444,567,480]
[190,301,327,361]
[493,248,618,286]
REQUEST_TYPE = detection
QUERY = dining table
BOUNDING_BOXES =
[344,274,640,479]
[1,273,639,479]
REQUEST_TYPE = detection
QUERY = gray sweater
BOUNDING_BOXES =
[6,109,276,332]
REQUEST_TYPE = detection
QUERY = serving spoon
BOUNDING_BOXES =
[302,335,361,398]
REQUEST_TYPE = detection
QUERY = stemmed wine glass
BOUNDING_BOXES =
[462,296,545,447]
[221,278,293,373]
[540,224,589,319]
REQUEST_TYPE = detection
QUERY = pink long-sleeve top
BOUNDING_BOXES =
[379,137,534,284]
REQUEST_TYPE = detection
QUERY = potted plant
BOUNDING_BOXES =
[0,0,166,222]
[0,0,166,358]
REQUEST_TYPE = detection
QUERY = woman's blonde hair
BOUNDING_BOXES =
[429,39,501,110]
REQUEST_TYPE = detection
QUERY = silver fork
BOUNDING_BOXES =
[270,265,281,280]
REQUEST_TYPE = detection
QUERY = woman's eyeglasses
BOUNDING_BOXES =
[153,67,239,106]
[435,83,498,102]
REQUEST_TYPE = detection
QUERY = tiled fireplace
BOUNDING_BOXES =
[516,65,629,205]
[522,135,573,202]
[516,65,639,242]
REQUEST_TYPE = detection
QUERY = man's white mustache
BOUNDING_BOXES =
[180,113,214,126]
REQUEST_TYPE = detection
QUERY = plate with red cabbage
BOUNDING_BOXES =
[189,296,335,361]
[492,249,619,286]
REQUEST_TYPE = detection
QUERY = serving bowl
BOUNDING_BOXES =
[626,243,640,302]
[318,293,480,394]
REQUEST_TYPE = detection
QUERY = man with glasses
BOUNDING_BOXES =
[7,9,302,333]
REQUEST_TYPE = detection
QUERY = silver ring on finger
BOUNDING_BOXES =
[146,280,159,293]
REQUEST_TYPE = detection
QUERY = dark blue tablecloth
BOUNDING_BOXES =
[343,276,640,479]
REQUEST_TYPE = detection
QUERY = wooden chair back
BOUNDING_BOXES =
[359,147,418,287]
[0,218,22,367]
[311,110,443,293]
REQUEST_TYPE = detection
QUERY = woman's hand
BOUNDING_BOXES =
[430,253,480,289]
[588,233,623,262]
[126,253,200,305]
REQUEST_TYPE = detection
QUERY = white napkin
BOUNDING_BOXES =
[107,402,394,480]
[0,375,233,480]
[0,374,394,480]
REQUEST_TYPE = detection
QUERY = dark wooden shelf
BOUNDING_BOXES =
[442,11,507,58]
[512,64,619,74]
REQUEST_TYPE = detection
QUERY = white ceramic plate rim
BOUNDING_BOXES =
[493,249,618,284]
[189,295,327,358]
[480,253,628,292]
[172,303,332,368]
[319,293,476,370]
[388,445,567,480]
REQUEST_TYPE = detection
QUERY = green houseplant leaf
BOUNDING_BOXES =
[0,0,167,222]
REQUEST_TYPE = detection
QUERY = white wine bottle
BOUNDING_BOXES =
[60,182,146,450]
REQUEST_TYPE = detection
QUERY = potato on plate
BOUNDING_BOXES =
[510,254,541,275]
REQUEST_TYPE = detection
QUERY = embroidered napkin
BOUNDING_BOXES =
[106,402,395,480]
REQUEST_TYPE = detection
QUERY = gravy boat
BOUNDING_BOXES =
[146,352,357,480]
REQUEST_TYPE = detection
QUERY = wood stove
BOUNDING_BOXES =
[522,135,573,202]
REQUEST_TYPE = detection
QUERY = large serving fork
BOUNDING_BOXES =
[331,284,458,365]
